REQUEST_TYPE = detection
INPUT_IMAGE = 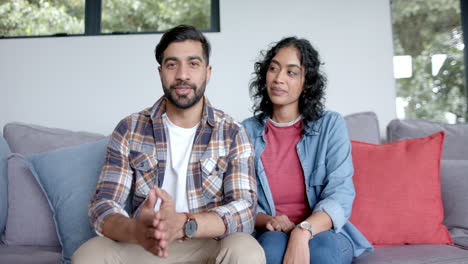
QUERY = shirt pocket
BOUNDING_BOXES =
[309,163,327,188]
[200,156,228,200]
[307,163,327,206]
[130,151,159,198]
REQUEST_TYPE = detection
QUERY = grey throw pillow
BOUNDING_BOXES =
[2,122,105,246]
[4,155,60,246]
[387,119,468,160]
[344,111,381,144]
[441,160,468,248]
[0,134,10,234]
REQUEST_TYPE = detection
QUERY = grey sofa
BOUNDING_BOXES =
[1,111,468,264]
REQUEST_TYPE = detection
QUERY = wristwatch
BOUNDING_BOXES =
[296,221,315,239]
[182,213,198,240]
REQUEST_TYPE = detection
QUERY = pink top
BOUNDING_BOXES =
[261,119,311,224]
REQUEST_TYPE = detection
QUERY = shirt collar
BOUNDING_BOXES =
[257,113,321,136]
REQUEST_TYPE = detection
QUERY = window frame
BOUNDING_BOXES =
[0,0,220,39]
[461,0,468,120]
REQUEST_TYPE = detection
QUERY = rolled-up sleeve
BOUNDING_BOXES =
[256,204,267,215]
[312,114,355,233]
[89,118,133,235]
[210,126,257,238]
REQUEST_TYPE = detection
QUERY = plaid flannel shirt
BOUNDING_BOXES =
[89,96,257,238]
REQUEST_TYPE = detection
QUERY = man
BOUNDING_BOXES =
[73,25,265,263]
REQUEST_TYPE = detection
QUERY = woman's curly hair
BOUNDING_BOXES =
[250,37,327,128]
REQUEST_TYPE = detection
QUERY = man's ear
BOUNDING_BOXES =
[206,65,212,82]
[158,66,162,73]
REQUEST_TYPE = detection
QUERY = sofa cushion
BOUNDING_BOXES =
[350,132,453,246]
[3,122,104,154]
[0,244,61,264]
[441,160,468,248]
[450,228,468,250]
[26,137,108,264]
[2,122,105,247]
[387,119,468,160]
[353,244,468,264]
[0,134,10,234]
[3,155,60,247]
[344,111,380,144]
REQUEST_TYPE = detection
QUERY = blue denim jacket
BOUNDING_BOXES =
[242,111,373,258]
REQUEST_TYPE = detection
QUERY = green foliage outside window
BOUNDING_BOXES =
[101,0,210,33]
[0,0,211,37]
[0,0,84,36]
[392,0,467,123]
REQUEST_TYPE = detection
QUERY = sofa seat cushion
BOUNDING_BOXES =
[353,244,468,264]
[0,244,61,264]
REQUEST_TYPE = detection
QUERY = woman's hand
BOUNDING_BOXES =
[265,215,295,233]
[283,227,311,264]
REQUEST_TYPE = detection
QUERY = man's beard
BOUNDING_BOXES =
[163,80,206,109]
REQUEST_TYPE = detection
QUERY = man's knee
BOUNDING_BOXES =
[218,232,265,264]
[72,236,120,264]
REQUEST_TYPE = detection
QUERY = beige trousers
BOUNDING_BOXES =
[72,232,265,264]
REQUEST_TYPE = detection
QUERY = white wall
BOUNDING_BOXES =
[0,0,396,135]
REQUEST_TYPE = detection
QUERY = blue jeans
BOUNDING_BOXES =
[256,230,353,264]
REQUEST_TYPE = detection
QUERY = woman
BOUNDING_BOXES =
[242,37,373,264]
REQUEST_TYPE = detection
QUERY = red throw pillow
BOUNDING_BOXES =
[350,131,453,246]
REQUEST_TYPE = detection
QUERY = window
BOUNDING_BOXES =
[0,0,85,36]
[391,0,466,124]
[0,0,219,38]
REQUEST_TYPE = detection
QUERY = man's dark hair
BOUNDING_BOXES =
[155,25,211,65]
[250,37,327,127]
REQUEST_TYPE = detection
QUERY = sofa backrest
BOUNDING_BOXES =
[3,122,104,155]
[387,119,468,160]
[344,111,381,144]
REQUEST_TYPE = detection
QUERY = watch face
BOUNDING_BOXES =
[185,219,198,238]
[300,221,312,230]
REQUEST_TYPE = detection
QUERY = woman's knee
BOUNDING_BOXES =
[309,231,353,264]
[257,230,288,249]
[257,231,289,264]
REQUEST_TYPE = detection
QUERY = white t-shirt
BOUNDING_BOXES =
[155,113,198,213]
